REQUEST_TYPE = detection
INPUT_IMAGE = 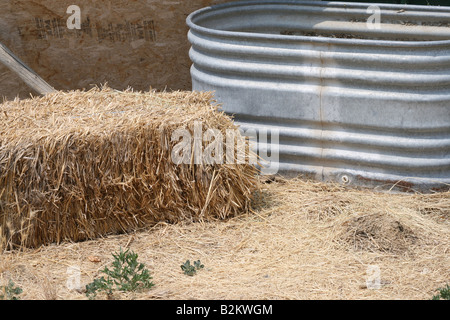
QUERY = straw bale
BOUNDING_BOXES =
[0,86,258,250]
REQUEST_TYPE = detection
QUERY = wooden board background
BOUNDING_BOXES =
[0,0,230,100]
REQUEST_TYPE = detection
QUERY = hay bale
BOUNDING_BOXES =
[0,87,258,250]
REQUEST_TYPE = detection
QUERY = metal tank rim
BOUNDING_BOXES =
[186,0,450,48]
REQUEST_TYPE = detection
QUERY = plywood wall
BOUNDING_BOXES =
[0,0,230,100]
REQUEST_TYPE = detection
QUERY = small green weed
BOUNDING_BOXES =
[432,284,450,300]
[85,247,154,300]
[181,259,204,276]
[0,280,22,300]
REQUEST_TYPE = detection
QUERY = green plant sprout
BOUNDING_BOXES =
[0,280,22,300]
[181,259,204,276]
[85,247,154,299]
[432,284,450,300]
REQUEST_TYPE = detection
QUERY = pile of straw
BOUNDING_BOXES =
[0,87,258,250]
[1,177,448,300]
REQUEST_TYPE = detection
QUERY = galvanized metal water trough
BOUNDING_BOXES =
[187,1,450,192]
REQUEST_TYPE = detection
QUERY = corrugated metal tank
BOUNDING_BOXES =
[187,0,450,192]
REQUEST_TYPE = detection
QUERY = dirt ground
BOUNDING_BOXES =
[0,177,449,300]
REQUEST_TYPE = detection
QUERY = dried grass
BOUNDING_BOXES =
[0,177,448,300]
[0,86,258,250]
